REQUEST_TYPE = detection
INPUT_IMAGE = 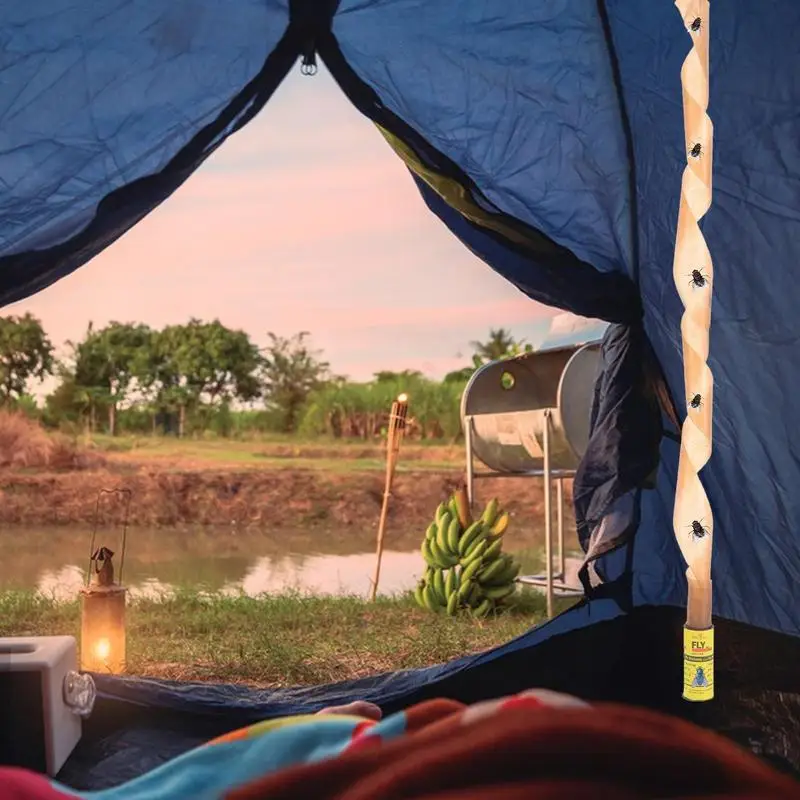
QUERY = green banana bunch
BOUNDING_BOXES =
[414,494,521,618]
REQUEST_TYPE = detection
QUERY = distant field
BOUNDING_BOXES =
[89,433,464,473]
[0,423,573,535]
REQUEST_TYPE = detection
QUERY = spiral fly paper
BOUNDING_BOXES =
[672,0,714,701]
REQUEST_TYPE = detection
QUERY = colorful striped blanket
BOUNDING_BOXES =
[1,690,796,799]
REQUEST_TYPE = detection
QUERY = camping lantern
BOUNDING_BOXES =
[80,547,126,674]
[79,488,131,674]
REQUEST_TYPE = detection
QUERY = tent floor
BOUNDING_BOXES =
[56,605,800,790]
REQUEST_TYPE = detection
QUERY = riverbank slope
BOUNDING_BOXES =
[0,435,573,533]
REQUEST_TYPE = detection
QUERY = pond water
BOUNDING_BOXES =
[0,527,432,602]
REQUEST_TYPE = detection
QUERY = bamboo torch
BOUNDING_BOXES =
[370,393,409,601]
[672,0,715,702]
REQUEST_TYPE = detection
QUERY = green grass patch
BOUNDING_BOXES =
[0,588,576,688]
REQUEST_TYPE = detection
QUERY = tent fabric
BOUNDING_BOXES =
[333,0,636,279]
[1,0,800,769]
[0,0,298,305]
[602,0,800,633]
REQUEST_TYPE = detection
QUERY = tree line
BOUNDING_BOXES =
[0,313,530,440]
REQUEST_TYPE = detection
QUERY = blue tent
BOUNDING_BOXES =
[2,0,800,787]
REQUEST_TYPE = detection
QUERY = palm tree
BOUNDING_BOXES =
[470,328,519,362]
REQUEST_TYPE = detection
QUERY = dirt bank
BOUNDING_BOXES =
[0,466,572,533]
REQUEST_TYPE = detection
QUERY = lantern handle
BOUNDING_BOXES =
[87,488,132,586]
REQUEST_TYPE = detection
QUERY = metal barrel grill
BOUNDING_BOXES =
[460,338,603,618]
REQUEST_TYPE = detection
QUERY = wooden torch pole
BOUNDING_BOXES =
[370,393,409,601]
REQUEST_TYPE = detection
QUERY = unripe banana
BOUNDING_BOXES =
[433,568,446,603]
[424,583,441,611]
[423,539,442,564]
[461,556,483,583]
[446,590,458,616]
[419,584,432,610]
[429,583,443,610]
[420,498,516,616]
[458,521,485,556]
[435,520,450,554]
[473,598,494,618]
[457,577,474,603]
[430,538,458,568]
[428,538,446,567]
[482,583,517,601]
[467,583,482,607]
[446,517,461,554]
[482,537,503,563]
[462,538,488,565]
[479,554,511,584]
[448,496,459,521]
[421,539,438,568]
[490,510,510,537]
[477,554,509,585]
[481,498,499,528]
[445,568,459,598]
[427,538,446,567]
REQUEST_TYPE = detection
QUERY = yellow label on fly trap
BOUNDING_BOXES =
[683,626,714,702]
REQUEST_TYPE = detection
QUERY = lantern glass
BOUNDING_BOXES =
[80,586,126,674]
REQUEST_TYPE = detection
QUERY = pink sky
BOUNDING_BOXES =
[7,66,556,382]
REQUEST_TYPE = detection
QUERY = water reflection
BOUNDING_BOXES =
[36,566,183,603]
[9,525,426,602]
[239,551,422,597]
[38,565,83,603]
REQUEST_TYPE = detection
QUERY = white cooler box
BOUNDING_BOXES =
[0,636,86,776]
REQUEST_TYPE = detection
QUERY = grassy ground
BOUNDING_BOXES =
[0,589,577,687]
[1,421,582,685]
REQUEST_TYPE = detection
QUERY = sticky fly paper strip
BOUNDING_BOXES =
[672,0,714,702]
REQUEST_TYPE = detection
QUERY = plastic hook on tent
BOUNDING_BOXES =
[300,40,318,76]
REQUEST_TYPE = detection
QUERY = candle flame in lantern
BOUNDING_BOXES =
[94,638,111,661]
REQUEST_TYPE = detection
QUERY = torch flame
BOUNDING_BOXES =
[397,393,408,403]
